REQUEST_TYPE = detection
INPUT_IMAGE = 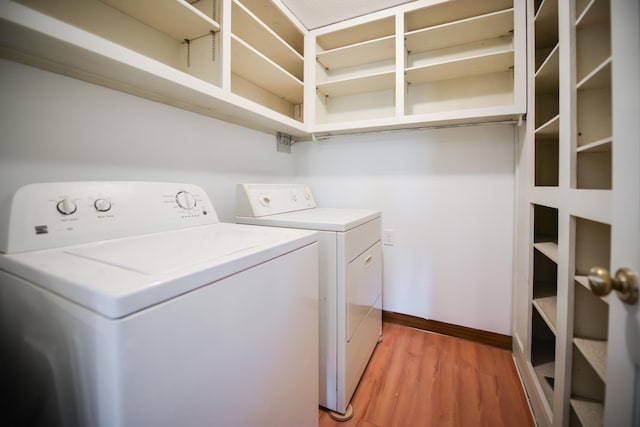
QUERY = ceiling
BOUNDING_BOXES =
[279,0,417,29]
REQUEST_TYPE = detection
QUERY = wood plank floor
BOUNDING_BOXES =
[319,323,535,427]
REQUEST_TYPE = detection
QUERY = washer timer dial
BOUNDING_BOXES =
[175,191,197,210]
[94,198,112,212]
[56,198,77,215]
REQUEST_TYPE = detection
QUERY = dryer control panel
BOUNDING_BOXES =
[236,183,316,217]
[0,182,219,253]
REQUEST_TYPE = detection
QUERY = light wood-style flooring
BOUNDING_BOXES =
[319,323,535,427]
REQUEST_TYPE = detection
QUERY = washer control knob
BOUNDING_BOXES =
[94,198,112,212]
[176,191,196,210]
[56,198,77,215]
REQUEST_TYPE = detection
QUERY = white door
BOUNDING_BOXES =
[603,1,640,425]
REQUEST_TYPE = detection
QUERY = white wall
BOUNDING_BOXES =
[1,59,516,335]
[293,126,516,335]
[0,59,296,222]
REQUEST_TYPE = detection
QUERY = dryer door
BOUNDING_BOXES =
[346,241,382,343]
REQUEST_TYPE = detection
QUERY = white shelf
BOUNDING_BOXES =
[406,49,513,85]
[533,296,558,334]
[316,35,395,70]
[574,337,607,381]
[576,0,609,28]
[535,44,559,90]
[534,0,558,48]
[316,71,394,97]
[533,360,556,407]
[577,57,611,90]
[316,16,395,51]
[575,276,610,303]
[231,35,303,104]
[101,0,219,40]
[535,114,560,136]
[576,137,612,154]
[232,0,303,80]
[570,398,605,427]
[534,241,559,263]
[238,0,303,54]
[405,8,514,53]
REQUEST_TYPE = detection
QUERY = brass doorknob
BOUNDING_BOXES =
[588,267,638,305]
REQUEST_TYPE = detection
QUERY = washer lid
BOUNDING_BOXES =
[237,207,380,232]
[0,223,317,319]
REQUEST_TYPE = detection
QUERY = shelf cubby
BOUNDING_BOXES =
[569,343,606,426]
[575,53,612,190]
[231,0,303,80]
[575,0,611,83]
[405,0,512,31]
[316,17,395,52]
[574,217,610,276]
[404,8,514,55]
[569,216,610,426]
[316,35,395,72]
[532,308,557,410]
[534,0,558,68]
[404,0,515,118]
[315,87,396,125]
[313,16,395,124]
[238,0,303,55]
[570,397,604,427]
[535,135,559,187]
[230,0,304,121]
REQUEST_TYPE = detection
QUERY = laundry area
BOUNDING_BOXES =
[0,0,638,426]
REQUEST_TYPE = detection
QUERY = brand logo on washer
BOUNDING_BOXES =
[34,225,48,235]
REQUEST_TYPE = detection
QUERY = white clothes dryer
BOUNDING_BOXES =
[236,183,382,420]
[0,181,319,427]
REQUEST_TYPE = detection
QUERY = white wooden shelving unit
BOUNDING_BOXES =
[230,0,304,121]
[309,0,526,137]
[514,0,616,426]
[0,0,309,137]
[0,0,528,140]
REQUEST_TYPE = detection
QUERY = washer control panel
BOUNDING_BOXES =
[0,182,218,253]
[236,183,316,217]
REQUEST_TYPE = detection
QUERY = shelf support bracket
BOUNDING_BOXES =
[276,132,293,153]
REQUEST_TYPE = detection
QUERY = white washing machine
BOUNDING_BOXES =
[0,181,319,427]
[236,183,382,420]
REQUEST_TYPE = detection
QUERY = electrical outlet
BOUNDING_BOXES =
[383,229,394,246]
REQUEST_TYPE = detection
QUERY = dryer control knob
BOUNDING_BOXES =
[94,198,112,212]
[56,198,77,215]
[176,191,196,210]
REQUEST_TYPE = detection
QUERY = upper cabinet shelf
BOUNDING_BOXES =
[231,34,303,104]
[316,35,395,71]
[404,8,514,53]
[310,0,525,132]
[316,71,394,98]
[406,41,514,85]
[229,0,305,122]
[231,0,302,80]
[102,0,220,40]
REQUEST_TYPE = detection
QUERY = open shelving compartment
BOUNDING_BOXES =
[13,0,222,85]
[531,203,559,413]
[314,16,396,125]
[574,0,612,190]
[404,0,515,116]
[569,217,610,427]
[230,0,304,122]
[533,0,559,187]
